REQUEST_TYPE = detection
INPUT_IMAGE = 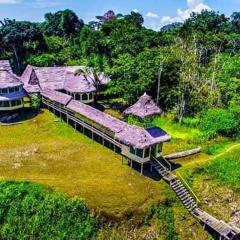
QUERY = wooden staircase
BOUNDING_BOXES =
[151,156,240,240]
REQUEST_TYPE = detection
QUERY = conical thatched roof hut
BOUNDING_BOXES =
[123,93,162,119]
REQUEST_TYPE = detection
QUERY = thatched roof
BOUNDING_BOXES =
[21,65,110,94]
[41,88,72,106]
[67,99,170,149]
[0,60,12,73]
[0,60,23,89]
[123,93,162,119]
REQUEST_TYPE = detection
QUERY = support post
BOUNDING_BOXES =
[141,163,143,175]
[75,122,77,131]
[130,160,133,168]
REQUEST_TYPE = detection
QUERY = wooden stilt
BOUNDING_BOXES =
[74,122,77,131]
[130,160,133,168]
[141,163,143,175]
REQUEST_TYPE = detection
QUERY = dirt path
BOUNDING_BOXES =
[184,142,240,167]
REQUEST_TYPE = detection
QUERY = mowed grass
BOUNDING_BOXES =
[0,110,166,218]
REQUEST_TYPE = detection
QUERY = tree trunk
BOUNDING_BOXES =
[156,66,162,105]
[164,147,202,160]
[12,45,20,70]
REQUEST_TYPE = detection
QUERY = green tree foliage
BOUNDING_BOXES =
[217,54,240,106]
[200,108,240,139]
[0,181,97,240]
[231,12,240,33]
[0,19,45,72]
[30,95,42,111]
[43,9,84,38]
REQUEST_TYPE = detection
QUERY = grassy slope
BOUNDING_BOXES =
[0,110,210,239]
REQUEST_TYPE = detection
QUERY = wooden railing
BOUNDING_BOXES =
[176,172,201,204]
[42,99,122,148]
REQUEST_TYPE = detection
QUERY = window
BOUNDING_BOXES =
[3,101,10,107]
[82,93,88,101]
[14,87,20,92]
[1,88,8,94]
[144,148,150,158]
[89,93,93,100]
[130,146,135,155]
[136,148,143,158]
[0,101,4,107]
[9,87,15,93]
[76,94,80,100]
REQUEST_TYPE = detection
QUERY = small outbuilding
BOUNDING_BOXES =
[123,93,162,119]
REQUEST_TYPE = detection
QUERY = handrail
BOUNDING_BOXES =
[176,172,200,204]
[42,99,122,148]
[161,156,172,171]
[151,155,168,171]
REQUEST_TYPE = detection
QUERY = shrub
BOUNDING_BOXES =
[200,108,239,139]
[0,181,97,240]
[182,117,199,128]
[147,204,178,240]
[30,95,42,112]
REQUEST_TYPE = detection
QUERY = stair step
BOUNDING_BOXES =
[185,200,196,208]
[183,198,194,205]
[177,189,189,197]
[180,194,192,202]
[175,187,186,193]
[171,180,181,185]
[172,182,182,187]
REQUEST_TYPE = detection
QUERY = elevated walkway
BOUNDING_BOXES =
[151,156,240,240]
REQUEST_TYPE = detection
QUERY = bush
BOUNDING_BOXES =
[30,95,42,112]
[147,204,178,240]
[200,108,239,139]
[182,117,199,128]
[0,182,97,240]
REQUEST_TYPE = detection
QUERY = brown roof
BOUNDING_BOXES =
[21,65,110,94]
[0,60,12,73]
[41,88,72,106]
[67,99,170,148]
[124,93,162,119]
[0,60,23,89]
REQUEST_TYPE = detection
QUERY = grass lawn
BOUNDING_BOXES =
[0,109,166,220]
[0,109,221,239]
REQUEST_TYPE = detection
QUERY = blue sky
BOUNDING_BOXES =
[0,0,239,30]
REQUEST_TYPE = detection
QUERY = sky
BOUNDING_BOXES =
[0,0,239,30]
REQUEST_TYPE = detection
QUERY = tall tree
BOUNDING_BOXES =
[43,9,83,38]
[0,19,45,72]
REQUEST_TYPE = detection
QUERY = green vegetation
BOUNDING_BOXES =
[200,108,240,139]
[0,181,97,240]
[29,95,42,112]
[147,203,178,240]
[204,147,240,190]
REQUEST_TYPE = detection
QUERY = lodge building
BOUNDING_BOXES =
[1,60,171,173]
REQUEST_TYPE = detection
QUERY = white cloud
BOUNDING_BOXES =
[0,0,21,3]
[146,12,160,19]
[144,0,211,31]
